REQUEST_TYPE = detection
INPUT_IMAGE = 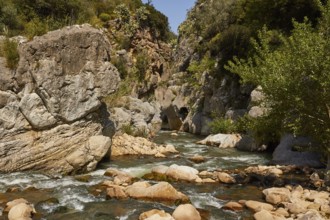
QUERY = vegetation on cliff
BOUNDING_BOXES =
[177,0,329,167]
[0,0,173,42]
[227,1,330,169]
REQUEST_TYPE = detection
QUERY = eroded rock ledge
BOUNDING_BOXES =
[0,24,120,174]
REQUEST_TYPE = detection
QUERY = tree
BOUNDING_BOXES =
[226,1,330,170]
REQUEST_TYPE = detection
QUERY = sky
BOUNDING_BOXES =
[142,0,196,34]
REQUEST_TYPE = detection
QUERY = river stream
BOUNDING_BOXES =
[0,131,271,220]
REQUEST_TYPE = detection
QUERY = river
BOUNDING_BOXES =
[0,131,271,220]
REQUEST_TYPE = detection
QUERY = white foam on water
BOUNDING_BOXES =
[118,209,137,220]
[56,187,102,211]
[221,155,266,163]
[189,193,223,209]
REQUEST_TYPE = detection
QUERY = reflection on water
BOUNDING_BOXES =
[0,131,271,220]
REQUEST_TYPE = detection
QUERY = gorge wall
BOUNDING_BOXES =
[0,24,120,174]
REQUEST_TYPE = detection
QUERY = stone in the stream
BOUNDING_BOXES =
[197,133,241,148]
[165,164,199,182]
[222,202,243,211]
[106,185,128,200]
[8,203,36,220]
[110,134,178,156]
[262,187,291,204]
[217,172,236,184]
[188,154,205,163]
[254,210,284,220]
[172,204,201,220]
[125,181,189,203]
[139,209,174,220]
[245,200,274,212]
[5,199,29,212]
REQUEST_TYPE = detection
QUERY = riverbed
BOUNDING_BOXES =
[0,131,272,220]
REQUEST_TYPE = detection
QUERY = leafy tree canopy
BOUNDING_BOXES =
[226,1,330,169]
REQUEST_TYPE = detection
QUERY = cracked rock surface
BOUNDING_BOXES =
[0,24,120,174]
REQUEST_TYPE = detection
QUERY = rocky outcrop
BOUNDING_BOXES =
[109,96,162,136]
[110,133,178,157]
[272,134,323,168]
[0,24,120,174]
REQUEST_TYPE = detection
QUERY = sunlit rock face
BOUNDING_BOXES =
[0,24,120,175]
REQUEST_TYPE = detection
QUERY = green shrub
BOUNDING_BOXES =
[209,117,236,134]
[1,38,19,69]
[99,13,111,22]
[24,18,48,39]
[121,123,134,135]
[134,50,149,82]
[112,55,128,79]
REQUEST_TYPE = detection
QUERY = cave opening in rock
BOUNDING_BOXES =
[178,107,189,121]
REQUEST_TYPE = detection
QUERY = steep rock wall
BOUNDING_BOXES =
[0,24,120,174]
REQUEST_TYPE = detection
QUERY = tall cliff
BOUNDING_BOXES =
[156,0,322,136]
[0,25,120,174]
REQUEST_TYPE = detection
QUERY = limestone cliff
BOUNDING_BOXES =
[0,24,120,174]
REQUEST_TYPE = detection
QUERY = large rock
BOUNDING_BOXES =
[125,181,189,203]
[272,134,323,168]
[245,200,274,212]
[16,24,120,122]
[139,209,174,220]
[0,120,111,174]
[110,96,162,136]
[165,164,199,182]
[110,133,178,157]
[172,204,201,220]
[197,133,242,148]
[263,188,291,205]
[0,25,120,174]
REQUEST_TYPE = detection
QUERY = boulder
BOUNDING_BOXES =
[110,134,178,157]
[8,203,35,220]
[106,185,128,200]
[217,172,236,184]
[125,181,189,203]
[272,134,323,168]
[245,166,283,177]
[245,200,274,212]
[110,96,162,136]
[197,133,241,148]
[165,164,199,182]
[188,154,205,163]
[222,202,243,211]
[253,210,285,220]
[0,25,120,174]
[5,199,29,212]
[139,209,173,220]
[1,120,111,174]
[172,204,201,220]
[263,188,291,205]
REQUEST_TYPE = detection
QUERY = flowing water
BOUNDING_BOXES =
[0,131,271,220]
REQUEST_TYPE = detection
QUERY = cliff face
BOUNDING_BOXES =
[156,0,252,135]
[0,24,120,174]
